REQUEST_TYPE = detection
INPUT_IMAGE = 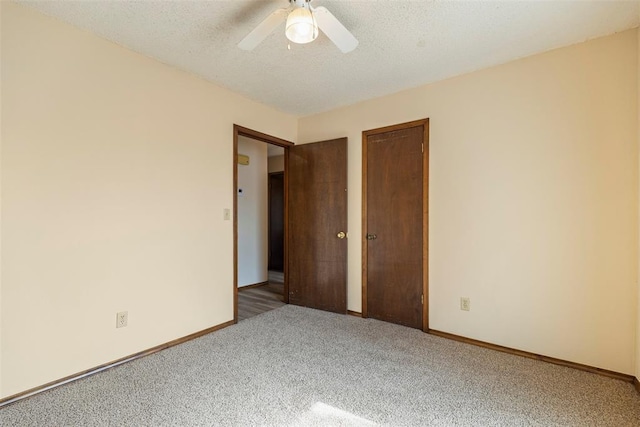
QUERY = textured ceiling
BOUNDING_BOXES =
[18,0,640,116]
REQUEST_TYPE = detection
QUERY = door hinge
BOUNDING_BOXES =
[421,143,424,153]
[421,294,424,304]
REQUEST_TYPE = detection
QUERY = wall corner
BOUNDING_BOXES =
[0,0,4,397]
[636,23,640,381]
[0,0,5,397]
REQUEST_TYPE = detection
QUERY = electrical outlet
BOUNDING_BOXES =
[460,297,470,311]
[223,208,231,221]
[116,311,128,328]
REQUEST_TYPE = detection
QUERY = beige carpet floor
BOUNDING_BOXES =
[1,305,639,426]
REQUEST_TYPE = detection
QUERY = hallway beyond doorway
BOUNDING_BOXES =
[237,272,285,321]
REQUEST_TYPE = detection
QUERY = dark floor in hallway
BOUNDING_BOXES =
[238,279,285,321]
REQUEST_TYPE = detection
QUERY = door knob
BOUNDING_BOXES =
[366,234,377,240]
[337,231,346,239]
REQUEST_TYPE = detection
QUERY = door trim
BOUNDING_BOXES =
[233,125,294,323]
[361,118,430,331]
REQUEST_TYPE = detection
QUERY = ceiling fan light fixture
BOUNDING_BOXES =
[285,7,318,44]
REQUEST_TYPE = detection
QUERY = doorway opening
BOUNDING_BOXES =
[361,119,429,331]
[233,125,294,322]
[268,171,285,275]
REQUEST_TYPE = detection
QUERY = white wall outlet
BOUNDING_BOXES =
[460,297,470,311]
[116,311,128,328]
[223,208,231,221]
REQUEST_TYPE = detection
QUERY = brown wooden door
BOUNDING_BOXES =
[268,172,285,271]
[288,138,348,314]
[364,121,428,329]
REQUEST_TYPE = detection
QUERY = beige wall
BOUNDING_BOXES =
[637,25,640,380]
[0,3,296,397]
[268,155,285,173]
[299,30,638,374]
[0,0,3,397]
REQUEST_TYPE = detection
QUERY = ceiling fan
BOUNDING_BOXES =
[238,0,358,53]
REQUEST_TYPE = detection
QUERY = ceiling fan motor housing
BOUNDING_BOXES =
[286,0,318,44]
[239,0,358,53]
[290,0,313,8]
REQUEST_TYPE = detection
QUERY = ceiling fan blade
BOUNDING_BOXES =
[238,8,289,51]
[312,6,358,53]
